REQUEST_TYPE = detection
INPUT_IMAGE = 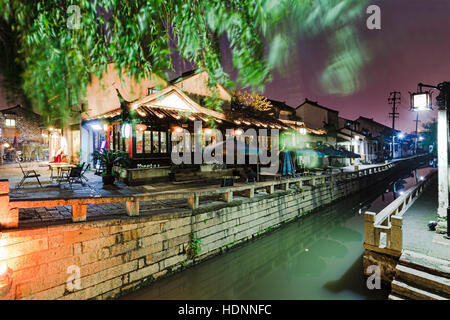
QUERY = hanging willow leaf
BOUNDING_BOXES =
[0,0,368,127]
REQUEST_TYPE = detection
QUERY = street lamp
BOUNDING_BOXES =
[410,82,450,238]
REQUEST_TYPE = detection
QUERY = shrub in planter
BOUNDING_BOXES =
[92,150,130,185]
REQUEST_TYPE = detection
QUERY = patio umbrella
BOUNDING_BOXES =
[295,148,324,158]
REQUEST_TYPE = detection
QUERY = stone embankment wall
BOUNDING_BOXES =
[0,157,424,299]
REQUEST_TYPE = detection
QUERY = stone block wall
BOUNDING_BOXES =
[0,160,414,300]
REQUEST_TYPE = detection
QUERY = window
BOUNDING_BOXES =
[152,131,160,153]
[160,132,167,153]
[5,119,15,127]
[136,130,143,154]
[144,131,151,153]
[147,87,157,95]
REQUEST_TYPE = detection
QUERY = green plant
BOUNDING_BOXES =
[188,232,202,259]
[92,149,130,176]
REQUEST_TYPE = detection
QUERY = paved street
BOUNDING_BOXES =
[402,177,450,261]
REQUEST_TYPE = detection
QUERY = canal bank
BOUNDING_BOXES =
[0,155,432,299]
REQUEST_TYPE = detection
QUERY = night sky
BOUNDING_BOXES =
[260,0,450,133]
[1,0,450,134]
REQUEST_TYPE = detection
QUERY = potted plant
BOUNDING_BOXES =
[169,164,177,181]
[92,150,129,185]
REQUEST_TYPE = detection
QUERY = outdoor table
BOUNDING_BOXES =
[48,163,76,183]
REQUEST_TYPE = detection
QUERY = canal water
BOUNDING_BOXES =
[122,166,434,300]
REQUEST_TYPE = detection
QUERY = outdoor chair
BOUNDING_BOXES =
[81,163,90,182]
[64,166,84,189]
[16,159,42,188]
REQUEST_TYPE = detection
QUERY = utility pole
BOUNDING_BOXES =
[388,91,401,159]
[413,112,421,154]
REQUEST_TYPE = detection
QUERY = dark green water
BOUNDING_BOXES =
[122,167,433,300]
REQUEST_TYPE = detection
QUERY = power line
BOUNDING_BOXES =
[388,91,401,158]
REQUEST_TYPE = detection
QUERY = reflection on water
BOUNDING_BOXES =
[122,166,432,300]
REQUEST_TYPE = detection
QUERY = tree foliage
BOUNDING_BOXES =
[0,0,368,126]
[232,89,272,112]
[421,118,437,155]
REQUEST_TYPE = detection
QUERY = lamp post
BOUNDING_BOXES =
[410,82,450,238]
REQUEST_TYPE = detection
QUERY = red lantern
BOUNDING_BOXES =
[136,124,147,132]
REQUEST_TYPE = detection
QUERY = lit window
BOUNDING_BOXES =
[147,87,157,95]
[5,119,15,127]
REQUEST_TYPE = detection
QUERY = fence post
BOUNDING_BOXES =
[244,187,254,198]
[72,203,87,222]
[390,216,403,252]
[188,194,199,209]
[364,212,376,246]
[126,199,140,216]
[0,180,18,228]
[224,191,233,202]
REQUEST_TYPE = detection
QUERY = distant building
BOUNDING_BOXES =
[267,99,295,121]
[0,105,48,163]
[295,98,339,130]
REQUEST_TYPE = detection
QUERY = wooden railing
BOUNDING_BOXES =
[0,155,430,229]
[364,169,436,256]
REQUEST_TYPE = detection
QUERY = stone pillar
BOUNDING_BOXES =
[390,216,403,252]
[244,187,254,198]
[0,180,18,228]
[126,200,140,216]
[223,191,233,202]
[364,212,376,246]
[437,109,448,221]
[72,204,87,222]
[188,194,199,209]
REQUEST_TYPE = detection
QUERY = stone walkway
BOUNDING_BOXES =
[402,176,450,261]
[1,162,221,227]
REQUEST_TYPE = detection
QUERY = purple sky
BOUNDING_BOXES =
[2,0,449,134]
[261,0,450,133]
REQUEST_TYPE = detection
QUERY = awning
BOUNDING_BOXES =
[315,146,345,158]
[337,148,361,159]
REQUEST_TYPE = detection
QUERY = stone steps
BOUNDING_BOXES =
[391,280,447,300]
[390,250,450,300]
[388,294,404,300]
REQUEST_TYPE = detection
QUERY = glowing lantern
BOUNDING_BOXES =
[121,123,131,139]
[103,124,109,132]
[136,124,147,132]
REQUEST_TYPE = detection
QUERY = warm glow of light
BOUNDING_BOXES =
[173,127,183,133]
[235,129,243,136]
[0,247,7,276]
[299,128,307,135]
[412,93,431,111]
[419,176,425,181]
[3,143,10,148]
[354,135,360,141]
[189,116,195,121]
[103,124,109,132]
[137,110,147,117]
[121,123,131,138]
[204,128,213,135]
[397,132,405,139]
[234,120,241,125]
[136,124,147,132]
[48,127,54,131]
[91,124,102,131]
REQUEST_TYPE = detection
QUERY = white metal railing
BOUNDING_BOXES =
[364,168,436,254]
